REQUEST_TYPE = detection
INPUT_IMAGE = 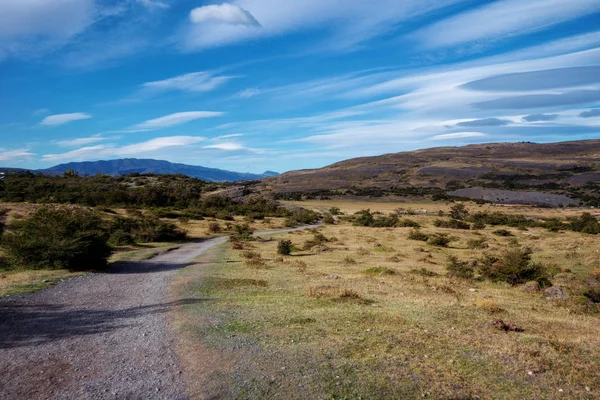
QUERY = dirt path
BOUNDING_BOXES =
[0,236,229,400]
[0,225,316,399]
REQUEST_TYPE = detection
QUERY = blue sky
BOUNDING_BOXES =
[1,0,600,173]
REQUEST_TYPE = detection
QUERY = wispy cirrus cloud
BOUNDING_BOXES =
[131,111,224,130]
[41,113,92,126]
[190,4,261,26]
[55,135,108,147]
[0,148,35,162]
[455,118,512,127]
[181,0,470,51]
[203,142,245,151]
[42,136,207,162]
[432,132,487,140]
[140,71,237,94]
[414,0,600,50]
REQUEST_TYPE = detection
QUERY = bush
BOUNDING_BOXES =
[428,233,451,247]
[229,223,254,241]
[433,219,471,230]
[285,209,320,227]
[323,213,335,224]
[408,229,429,241]
[2,207,112,271]
[478,247,549,285]
[449,203,469,220]
[208,222,222,233]
[446,256,474,279]
[493,229,513,237]
[111,216,186,242]
[277,239,293,255]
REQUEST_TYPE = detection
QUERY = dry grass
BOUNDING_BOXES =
[119,201,600,398]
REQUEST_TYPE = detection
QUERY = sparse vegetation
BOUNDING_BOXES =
[428,233,452,247]
[408,228,429,241]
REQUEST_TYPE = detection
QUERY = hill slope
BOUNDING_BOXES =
[259,139,600,206]
[39,159,277,182]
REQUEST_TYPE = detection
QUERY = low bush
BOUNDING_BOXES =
[477,247,549,285]
[277,239,293,255]
[303,231,329,250]
[208,222,222,233]
[433,219,471,230]
[322,213,335,224]
[408,229,429,242]
[2,207,112,271]
[428,233,451,247]
[446,256,474,279]
[411,268,438,277]
[111,216,186,243]
[362,266,396,275]
[229,223,254,241]
[493,229,513,237]
[449,203,470,220]
[285,209,320,227]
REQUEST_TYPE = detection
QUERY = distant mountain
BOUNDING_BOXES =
[38,159,278,182]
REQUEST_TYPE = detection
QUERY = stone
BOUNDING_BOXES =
[523,281,541,292]
[544,286,568,298]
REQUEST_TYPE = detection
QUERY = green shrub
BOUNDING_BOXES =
[111,216,186,242]
[408,229,429,241]
[397,218,420,228]
[433,218,471,230]
[208,222,222,233]
[302,231,329,250]
[362,266,396,275]
[329,207,342,215]
[428,233,451,247]
[108,230,136,246]
[472,221,486,230]
[411,268,438,277]
[229,223,254,241]
[2,207,112,271]
[277,239,293,255]
[493,229,513,237]
[477,247,548,285]
[285,209,320,227]
[446,256,474,279]
[449,203,469,220]
[323,213,335,224]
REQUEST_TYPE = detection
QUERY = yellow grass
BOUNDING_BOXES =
[172,201,600,399]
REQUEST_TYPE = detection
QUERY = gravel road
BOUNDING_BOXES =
[0,236,228,400]
[0,225,316,399]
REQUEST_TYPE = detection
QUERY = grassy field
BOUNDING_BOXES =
[172,200,600,399]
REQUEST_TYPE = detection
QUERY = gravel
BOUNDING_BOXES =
[0,236,228,400]
[0,225,317,399]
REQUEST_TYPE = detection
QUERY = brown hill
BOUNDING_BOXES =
[258,139,600,206]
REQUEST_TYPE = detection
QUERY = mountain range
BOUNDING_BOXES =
[20,159,278,182]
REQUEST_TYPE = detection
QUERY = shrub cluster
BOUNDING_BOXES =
[109,216,186,245]
[353,209,420,228]
[433,218,471,230]
[284,209,320,227]
[446,246,549,285]
[277,239,293,255]
[2,207,112,271]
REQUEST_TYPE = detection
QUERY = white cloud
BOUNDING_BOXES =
[190,4,261,26]
[138,0,168,9]
[41,113,92,126]
[115,136,206,155]
[141,71,236,93]
[432,132,487,140]
[237,88,261,98]
[55,135,107,147]
[0,148,35,162]
[182,0,468,51]
[203,142,245,151]
[42,136,207,162]
[132,111,224,130]
[415,0,600,49]
[215,134,244,140]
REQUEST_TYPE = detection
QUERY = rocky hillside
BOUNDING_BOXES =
[259,139,600,206]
